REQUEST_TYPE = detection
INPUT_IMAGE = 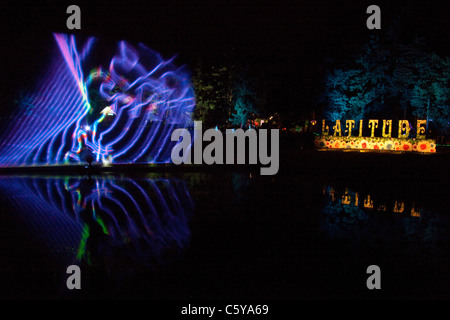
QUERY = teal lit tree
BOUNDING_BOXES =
[410,53,450,135]
[324,36,389,122]
[324,31,450,136]
[229,70,257,128]
[325,68,375,122]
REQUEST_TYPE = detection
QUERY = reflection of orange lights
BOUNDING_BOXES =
[364,195,373,208]
[324,186,428,218]
[330,187,335,202]
[393,201,405,213]
[411,203,421,217]
[342,194,351,204]
[342,188,351,204]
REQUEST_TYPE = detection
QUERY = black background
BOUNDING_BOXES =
[1,0,449,118]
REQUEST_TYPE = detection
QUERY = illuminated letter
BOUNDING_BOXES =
[366,265,381,289]
[333,120,342,137]
[322,119,329,136]
[416,120,427,139]
[366,5,381,30]
[359,120,364,137]
[368,120,378,137]
[203,129,223,165]
[66,265,81,289]
[345,120,355,137]
[382,120,392,138]
[398,120,410,138]
[66,5,81,30]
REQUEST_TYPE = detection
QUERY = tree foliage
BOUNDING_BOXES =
[192,60,258,128]
[410,54,450,134]
[229,70,257,127]
[324,33,450,135]
[325,36,391,122]
[192,63,232,127]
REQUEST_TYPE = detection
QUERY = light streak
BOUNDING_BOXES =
[0,33,195,167]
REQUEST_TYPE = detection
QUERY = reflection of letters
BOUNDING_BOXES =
[342,193,351,205]
[324,186,424,217]
[411,203,421,217]
[364,195,373,208]
[393,201,405,213]
[329,187,335,202]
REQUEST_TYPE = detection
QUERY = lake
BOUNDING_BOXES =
[0,150,449,299]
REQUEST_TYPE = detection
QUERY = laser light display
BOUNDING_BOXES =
[0,33,195,167]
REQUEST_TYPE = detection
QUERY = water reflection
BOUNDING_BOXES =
[320,185,445,249]
[0,175,193,270]
[324,186,423,216]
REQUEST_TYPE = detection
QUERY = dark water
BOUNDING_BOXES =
[0,151,449,300]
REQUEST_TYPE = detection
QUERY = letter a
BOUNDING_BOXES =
[66,5,81,30]
[366,5,381,30]
[366,265,381,289]
[66,265,81,289]
[171,129,192,164]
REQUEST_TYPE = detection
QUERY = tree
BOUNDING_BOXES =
[389,37,427,118]
[229,70,257,128]
[324,36,390,122]
[325,69,368,121]
[410,53,450,135]
[192,59,261,128]
[191,62,232,127]
[323,32,450,136]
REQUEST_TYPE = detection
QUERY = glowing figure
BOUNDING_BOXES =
[0,33,195,167]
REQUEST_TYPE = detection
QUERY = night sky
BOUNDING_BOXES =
[1,0,449,118]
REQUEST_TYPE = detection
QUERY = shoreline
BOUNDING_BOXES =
[0,148,448,176]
